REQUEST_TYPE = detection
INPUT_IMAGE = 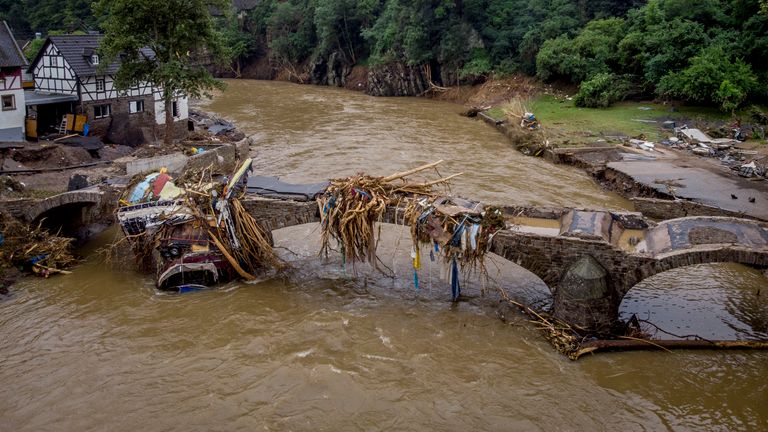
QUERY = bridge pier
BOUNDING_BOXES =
[553,255,618,334]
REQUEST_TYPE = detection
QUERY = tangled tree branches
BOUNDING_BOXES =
[317,160,509,302]
[317,160,460,265]
[228,198,286,274]
[0,214,77,277]
[405,198,505,280]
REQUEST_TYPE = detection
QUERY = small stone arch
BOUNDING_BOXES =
[26,190,103,223]
[618,246,768,300]
[25,191,104,239]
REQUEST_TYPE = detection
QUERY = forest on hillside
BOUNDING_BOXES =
[2,0,767,110]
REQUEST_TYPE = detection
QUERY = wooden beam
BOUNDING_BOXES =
[573,339,768,359]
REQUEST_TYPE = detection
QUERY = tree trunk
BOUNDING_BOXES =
[164,97,173,146]
[573,339,768,359]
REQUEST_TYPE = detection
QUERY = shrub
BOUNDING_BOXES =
[574,73,630,108]
[656,44,759,111]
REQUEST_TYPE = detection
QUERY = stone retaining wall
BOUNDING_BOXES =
[0,198,39,220]
[240,197,319,232]
[632,197,764,222]
[185,144,236,174]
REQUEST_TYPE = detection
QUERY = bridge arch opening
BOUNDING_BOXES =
[269,222,552,306]
[619,262,768,340]
[33,202,98,241]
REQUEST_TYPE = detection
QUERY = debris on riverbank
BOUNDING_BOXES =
[0,176,26,199]
[0,213,77,280]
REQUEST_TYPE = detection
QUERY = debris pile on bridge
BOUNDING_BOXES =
[318,160,461,264]
[0,214,77,278]
[406,197,505,299]
[318,160,507,300]
[115,159,285,291]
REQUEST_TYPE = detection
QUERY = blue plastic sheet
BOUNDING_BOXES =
[128,173,159,203]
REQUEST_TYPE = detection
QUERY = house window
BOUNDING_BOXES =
[91,54,99,65]
[96,79,105,92]
[51,56,59,67]
[129,100,144,114]
[1,95,15,111]
[172,100,179,118]
[94,104,111,118]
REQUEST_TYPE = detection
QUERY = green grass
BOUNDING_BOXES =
[483,95,768,148]
[485,106,506,120]
[21,189,60,199]
[528,95,730,142]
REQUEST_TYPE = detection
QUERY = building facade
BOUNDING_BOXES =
[27,34,188,142]
[0,21,27,142]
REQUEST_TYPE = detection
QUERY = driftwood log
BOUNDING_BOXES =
[573,339,768,359]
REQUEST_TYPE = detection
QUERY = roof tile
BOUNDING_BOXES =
[0,21,27,68]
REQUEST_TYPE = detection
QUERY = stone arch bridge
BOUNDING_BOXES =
[2,187,765,332]
[240,196,768,332]
[1,188,115,240]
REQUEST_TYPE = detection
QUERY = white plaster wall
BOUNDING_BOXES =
[33,44,77,95]
[0,87,27,141]
[154,95,189,125]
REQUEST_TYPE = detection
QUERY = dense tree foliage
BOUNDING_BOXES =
[4,0,767,109]
[535,0,768,109]
[230,0,765,109]
[95,0,228,145]
[573,73,631,108]
[0,0,97,38]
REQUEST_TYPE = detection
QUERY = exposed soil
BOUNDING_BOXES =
[7,145,94,169]
[342,65,369,92]
[426,75,540,107]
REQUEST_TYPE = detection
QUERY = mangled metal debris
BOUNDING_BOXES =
[116,158,285,292]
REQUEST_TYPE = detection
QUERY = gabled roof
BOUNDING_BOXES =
[0,21,27,68]
[28,34,155,77]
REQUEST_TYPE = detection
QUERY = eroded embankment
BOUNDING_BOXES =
[474,110,768,222]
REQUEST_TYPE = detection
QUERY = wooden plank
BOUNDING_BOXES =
[73,114,86,132]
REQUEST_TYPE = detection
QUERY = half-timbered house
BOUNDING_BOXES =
[27,34,188,142]
[0,21,27,142]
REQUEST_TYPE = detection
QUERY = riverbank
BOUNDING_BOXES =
[219,71,768,220]
[0,110,253,291]
[472,93,768,221]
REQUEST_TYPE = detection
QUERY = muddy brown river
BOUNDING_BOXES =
[1,80,766,430]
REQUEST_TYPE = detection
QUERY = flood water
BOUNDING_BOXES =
[1,80,766,430]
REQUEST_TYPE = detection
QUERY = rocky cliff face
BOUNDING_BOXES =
[309,51,353,87]
[231,52,429,97]
[366,63,428,97]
